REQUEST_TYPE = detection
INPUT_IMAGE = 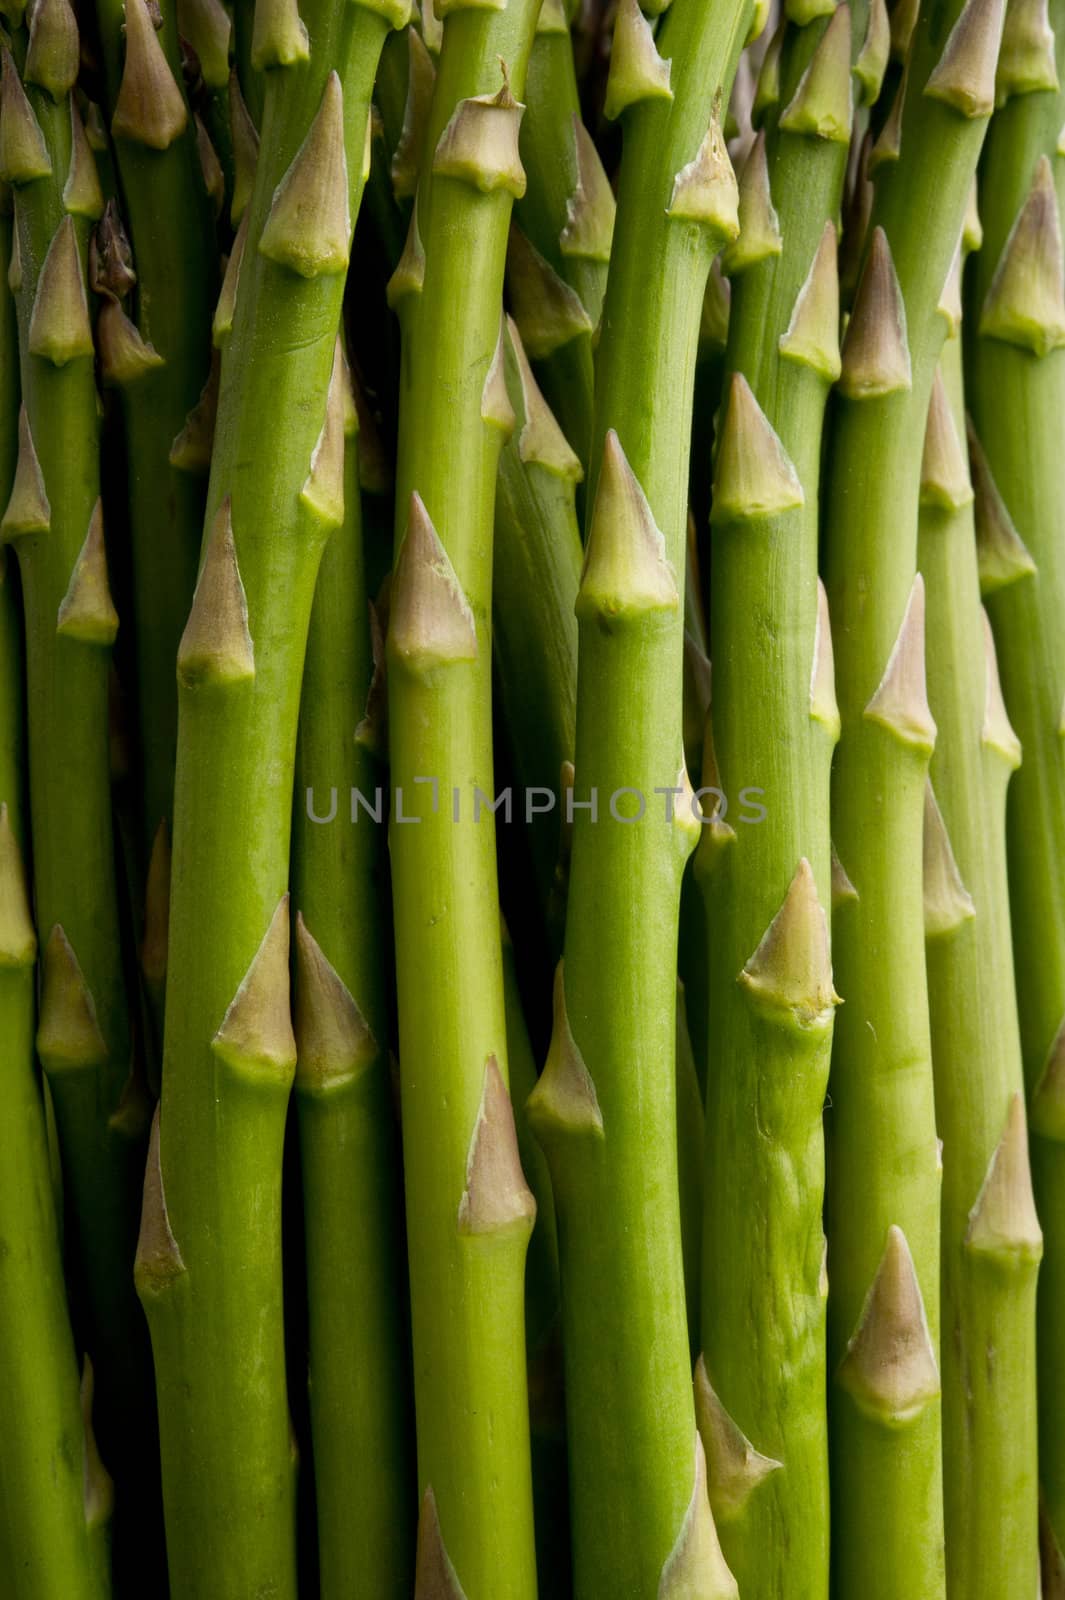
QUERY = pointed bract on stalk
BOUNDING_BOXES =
[560,116,615,261]
[936,238,964,335]
[388,493,478,672]
[525,963,604,1141]
[979,156,1065,355]
[923,0,1006,118]
[869,63,907,173]
[785,0,834,22]
[811,578,841,738]
[0,48,52,183]
[855,0,890,104]
[507,316,583,478]
[80,1358,115,1534]
[259,73,351,277]
[36,925,109,1071]
[0,803,36,968]
[576,430,678,620]
[112,0,189,149]
[56,502,119,645]
[299,342,347,525]
[134,1108,187,1294]
[966,419,1037,593]
[177,498,255,686]
[980,607,1022,766]
[1032,1021,1065,1140]
[752,23,783,126]
[213,211,249,346]
[506,225,592,358]
[863,575,936,753]
[433,78,526,197]
[251,0,310,68]
[721,132,782,274]
[457,1056,536,1237]
[196,115,224,215]
[63,99,105,220]
[922,781,975,938]
[25,0,79,101]
[98,298,165,386]
[292,915,377,1090]
[737,858,840,1032]
[838,227,912,398]
[2,404,50,537]
[778,222,842,380]
[666,112,739,240]
[693,1357,782,1523]
[964,1093,1043,1261]
[141,820,171,993]
[995,0,1059,101]
[229,73,260,226]
[836,1226,941,1424]
[604,0,673,119]
[919,369,972,509]
[169,358,219,471]
[413,1487,467,1600]
[658,1431,739,1599]
[778,6,853,143]
[392,28,435,199]
[28,215,94,366]
[177,0,232,89]
[831,843,859,907]
[711,373,804,524]
[386,198,425,310]
[210,896,297,1079]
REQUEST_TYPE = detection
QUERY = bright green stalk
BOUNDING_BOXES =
[964,1,1065,1559]
[0,207,110,1597]
[697,9,860,1593]
[507,0,613,468]
[821,1,1003,1592]
[0,7,156,1543]
[93,0,219,871]
[384,0,541,1588]
[526,0,752,1594]
[135,3,403,1593]
[290,385,414,1597]
[917,333,1041,1600]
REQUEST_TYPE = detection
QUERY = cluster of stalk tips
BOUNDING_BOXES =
[1,0,1064,1594]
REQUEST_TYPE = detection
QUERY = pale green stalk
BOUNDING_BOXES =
[136,3,404,1593]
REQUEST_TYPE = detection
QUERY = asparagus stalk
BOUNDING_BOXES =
[0,9,159,1551]
[821,1,1004,1592]
[918,333,1042,1599]
[291,358,413,1596]
[384,0,542,1587]
[134,2,403,1591]
[964,0,1065,1560]
[0,202,111,1594]
[526,0,751,1592]
[697,9,863,1594]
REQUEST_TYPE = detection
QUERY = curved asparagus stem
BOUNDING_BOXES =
[0,15,159,1567]
[92,0,219,863]
[964,2,1065,1562]
[821,1,1004,1592]
[291,370,414,1597]
[135,3,403,1593]
[917,334,1042,1600]
[384,0,542,1589]
[697,9,861,1594]
[526,0,752,1593]
[0,207,111,1595]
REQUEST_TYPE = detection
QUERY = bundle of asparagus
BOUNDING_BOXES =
[1,0,1062,1595]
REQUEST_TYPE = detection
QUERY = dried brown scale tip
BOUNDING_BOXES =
[387,493,478,672]
[923,0,1006,118]
[922,780,975,938]
[211,895,297,1078]
[141,819,170,988]
[98,297,165,385]
[433,76,527,198]
[169,352,220,470]
[300,341,347,526]
[864,575,936,752]
[659,1427,738,1598]
[1,404,51,537]
[457,1055,536,1237]
[979,608,1021,765]
[868,62,906,173]
[526,960,605,1139]
[25,0,80,102]
[392,27,435,200]
[996,0,1059,101]
[779,222,842,381]
[36,924,109,1070]
[979,155,1065,356]
[965,1093,1043,1261]
[738,858,840,1029]
[0,48,51,183]
[413,1487,467,1600]
[56,500,120,644]
[177,496,255,685]
[721,131,781,275]
[693,1356,782,1522]
[919,369,972,509]
[604,0,672,120]
[505,225,592,358]
[134,1107,187,1293]
[212,209,248,345]
[80,1358,115,1531]
[259,72,351,278]
[711,372,804,524]
[29,214,94,366]
[112,0,189,150]
[778,4,853,144]
[836,1225,941,1423]
[507,317,582,478]
[811,577,841,737]
[251,0,310,70]
[838,227,911,398]
[1032,1018,1065,1140]
[560,115,614,261]
[966,419,1037,594]
[855,0,890,104]
[176,0,232,90]
[228,72,260,227]
[577,429,678,618]
[0,802,36,968]
[293,915,377,1091]
[90,198,136,301]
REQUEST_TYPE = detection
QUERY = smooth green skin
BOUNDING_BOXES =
[145,9,392,1596]
[534,2,751,1595]
[94,0,219,856]
[291,425,415,1596]
[918,335,1040,1600]
[387,3,541,1592]
[6,51,156,1555]
[675,982,705,1356]
[822,5,996,1594]
[0,246,108,1600]
[698,21,848,1596]
[964,30,1065,1556]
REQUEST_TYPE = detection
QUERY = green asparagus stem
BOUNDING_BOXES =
[0,211,111,1595]
[0,12,158,1560]
[384,0,542,1588]
[964,0,1065,1563]
[134,2,403,1592]
[92,0,219,1061]
[821,1,1005,1592]
[696,10,861,1593]
[527,0,752,1593]
[291,366,414,1597]
[917,334,1041,1600]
